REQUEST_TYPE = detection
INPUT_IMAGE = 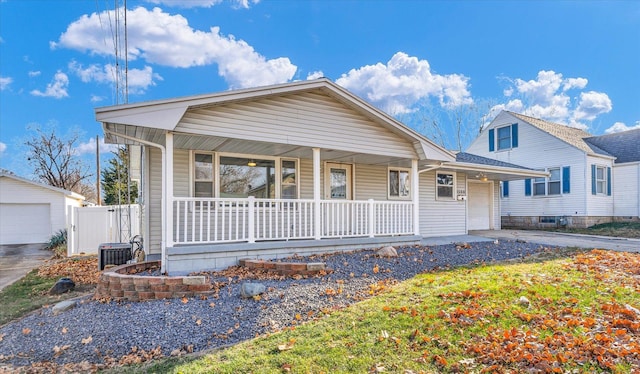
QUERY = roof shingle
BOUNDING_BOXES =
[584,128,640,164]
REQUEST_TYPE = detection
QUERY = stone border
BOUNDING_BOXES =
[239,259,332,276]
[94,261,213,302]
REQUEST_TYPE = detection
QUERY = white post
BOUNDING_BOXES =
[67,205,75,256]
[164,132,174,273]
[412,159,420,236]
[313,148,321,240]
[248,196,255,243]
[368,198,375,238]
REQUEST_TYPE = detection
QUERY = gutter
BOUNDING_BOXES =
[102,125,168,275]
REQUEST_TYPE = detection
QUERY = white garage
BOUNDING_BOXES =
[0,172,85,245]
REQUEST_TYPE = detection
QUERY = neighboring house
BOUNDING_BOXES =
[96,78,545,274]
[584,128,640,219]
[0,172,85,245]
[466,110,638,229]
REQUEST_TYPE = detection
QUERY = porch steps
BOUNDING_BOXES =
[239,258,333,277]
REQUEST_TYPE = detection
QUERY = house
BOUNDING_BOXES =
[584,128,640,219]
[466,110,639,229]
[0,172,85,245]
[96,78,546,274]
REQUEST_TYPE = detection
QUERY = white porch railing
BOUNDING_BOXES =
[173,197,414,245]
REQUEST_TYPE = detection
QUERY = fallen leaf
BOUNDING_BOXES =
[196,319,202,326]
[209,302,216,308]
[81,336,93,345]
[61,327,68,334]
[22,328,31,335]
[181,297,189,304]
[373,264,380,274]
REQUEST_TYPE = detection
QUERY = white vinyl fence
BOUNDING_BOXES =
[67,204,141,256]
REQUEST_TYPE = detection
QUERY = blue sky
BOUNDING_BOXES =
[1,0,639,179]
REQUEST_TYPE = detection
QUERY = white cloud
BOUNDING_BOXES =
[492,70,611,129]
[563,77,588,91]
[30,71,69,98]
[68,61,162,94]
[76,137,119,155]
[53,7,295,89]
[306,71,324,80]
[0,142,6,156]
[144,0,258,8]
[91,95,105,103]
[604,121,640,134]
[336,52,472,114]
[0,76,12,90]
[572,91,612,123]
[28,71,41,77]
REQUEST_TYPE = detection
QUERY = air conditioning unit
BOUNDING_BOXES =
[98,243,132,270]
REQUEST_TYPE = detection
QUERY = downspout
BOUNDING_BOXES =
[103,127,168,274]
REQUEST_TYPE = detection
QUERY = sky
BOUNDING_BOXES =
[1,0,639,180]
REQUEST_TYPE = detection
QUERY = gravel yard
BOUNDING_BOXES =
[0,240,557,369]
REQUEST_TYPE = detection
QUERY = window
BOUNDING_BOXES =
[490,123,518,151]
[219,156,275,198]
[501,181,509,198]
[194,153,214,197]
[533,176,546,196]
[281,159,298,199]
[436,173,455,199]
[497,126,512,150]
[547,168,561,195]
[389,168,410,198]
[596,166,606,194]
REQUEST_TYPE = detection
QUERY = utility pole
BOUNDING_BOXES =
[96,135,101,205]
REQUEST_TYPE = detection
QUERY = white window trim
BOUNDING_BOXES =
[532,166,563,197]
[595,165,607,195]
[436,172,456,201]
[190,151,300,199]
[191,151,215,198]
[387,167,411,200]
[496,124,513,151]
[547,167,561,196]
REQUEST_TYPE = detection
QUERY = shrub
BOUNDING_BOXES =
[46,229,67,250]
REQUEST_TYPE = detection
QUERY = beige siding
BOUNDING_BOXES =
[176,92,417,158]
[148,147,163,254]
[173,149,190,197]
[419,171,467,236]
[299,158,315,199]
[354,164,389,200]
[613,163,640,217]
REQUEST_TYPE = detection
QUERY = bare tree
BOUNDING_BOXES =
[26,128,93,194]
[410,99,499,151]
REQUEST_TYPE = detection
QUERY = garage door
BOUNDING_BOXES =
[0,203,51,245]
[468,183,491,230]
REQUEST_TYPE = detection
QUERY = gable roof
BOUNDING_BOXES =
[97,78,455,163]
[584,128,640,164]
[0,172,85,201]
[505,111,613,157]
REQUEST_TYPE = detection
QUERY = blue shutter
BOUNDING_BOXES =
[488,129,495,152]
[562,166,570,194]
[511,123,518,148]
[607,167,612,196]
[524,179,531,196]
[503,181,509,197]
[591,164,596,195]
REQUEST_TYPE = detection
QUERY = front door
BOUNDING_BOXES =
[325,163,352,200]
[468,182,492,230]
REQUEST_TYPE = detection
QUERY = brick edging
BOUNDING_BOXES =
[239,259,332,276]
[94,261,213,302]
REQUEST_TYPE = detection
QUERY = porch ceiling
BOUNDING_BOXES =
[172,132,424,167]
[103,123,166,146]
[437,163,549,182]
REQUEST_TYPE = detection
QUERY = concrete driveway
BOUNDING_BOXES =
[0,243,52,291]
[471,229,640,253]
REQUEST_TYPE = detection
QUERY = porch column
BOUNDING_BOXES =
[412,159,420,236]
[313,147,321,240]
[165,132,174,249]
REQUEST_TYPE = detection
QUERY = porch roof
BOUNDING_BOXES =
[436,152,549,181]
[97,78,455,165]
